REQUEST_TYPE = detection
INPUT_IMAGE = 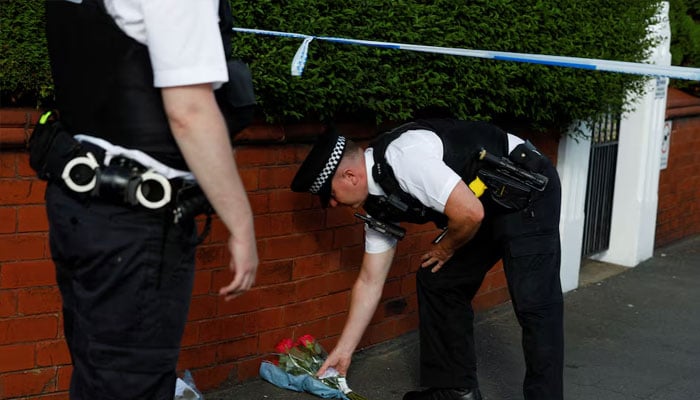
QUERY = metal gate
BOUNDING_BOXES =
[581,114,620,258]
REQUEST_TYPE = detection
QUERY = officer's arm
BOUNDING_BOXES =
[421,180,484,272]
[317,247,397,376]
[162,83,258,299]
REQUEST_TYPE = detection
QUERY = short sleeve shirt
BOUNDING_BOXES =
[364,129,462,254]
[103,0,228,88]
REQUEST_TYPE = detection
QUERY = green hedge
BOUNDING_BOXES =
[669,0,700,95]
[230,0,664,129]
[1,0,695,131]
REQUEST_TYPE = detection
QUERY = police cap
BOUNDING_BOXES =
[290,130,347,207]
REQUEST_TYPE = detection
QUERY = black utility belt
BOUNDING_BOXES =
[63,144,177,210]
[28,112,211,223]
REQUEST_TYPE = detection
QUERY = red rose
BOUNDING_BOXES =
[296,334,316,349]
[275,338,294,354]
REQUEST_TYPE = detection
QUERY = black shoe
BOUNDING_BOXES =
[403,387,483,400]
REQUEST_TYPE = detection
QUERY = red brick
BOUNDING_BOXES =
[268,190,314,212]
[340,245,364,268]
[216,336,257,362]
[380,280,402,301]
[180,322,199,347]
[473,287,511,311]
[261,231,333,260]
[332,223,364,248]
[178,343,217,369]
[36,340,71,367]
[0,259,55,287]
[249,282,297,309]
[254,213,294,238]
[0,180,32,204]
[293,251,341,279]
[276,146,298,164]
[187,295,218,322]
[0,127,28,144]
[220,314,256,338]
[216,288,263,315]
[188,362,236,391]
[234,146,280,167]
[253,307,286,331]
[0,153,17,178]
[258,165,298,189]
[254,260,293,286]
[295,275,331,300]
[192,270,213,296]
[325,314,347,337]
[313,270,355,295]
[17,152,39,178]
[237,167,259,191]
[56,365,72,392]
[17,204,49,232]
[0,315,59,344]
[478,269,508,293]
[201,218,226,244]
[365,319,401,346]
[235,123,285,141]
[195,318,224,345]
[236,356,265,383]
[0,367,56,398]
[0,343,35,372]
[195,244,226,269]
[0,289,18,317]
[0,108,40,125]
[291,209,326,233]
[0,207,16,233]
[17,286,62,315]
[325,207,356,228]
[247,192,270,214]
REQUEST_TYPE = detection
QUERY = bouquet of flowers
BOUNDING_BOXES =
[260,334,368,400]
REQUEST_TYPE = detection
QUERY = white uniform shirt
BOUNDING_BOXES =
[364,129,462,254]
[103,0,228,89]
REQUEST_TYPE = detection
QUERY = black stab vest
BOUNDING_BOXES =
[44,0,235,170]
[363,119,509,227]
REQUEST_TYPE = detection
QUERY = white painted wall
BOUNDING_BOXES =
[593,2,671,267]
[557,2,671,289]
[557,126,592,292]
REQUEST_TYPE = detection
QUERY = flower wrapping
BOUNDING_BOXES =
[260,334,369,400]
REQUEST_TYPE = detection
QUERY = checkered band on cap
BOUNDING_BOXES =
[309,136,346,194]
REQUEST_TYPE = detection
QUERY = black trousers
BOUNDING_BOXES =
[45,183,198,400]
[416,161,563,400]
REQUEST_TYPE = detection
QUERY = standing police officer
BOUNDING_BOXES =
[292,119,563,400]
[37,1,258,399]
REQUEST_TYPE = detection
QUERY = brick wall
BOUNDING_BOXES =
[655,88,700,247]
[0,110,519,399]
[4,97,695,398]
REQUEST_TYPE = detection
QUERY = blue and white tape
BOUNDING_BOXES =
[234,27,700,81]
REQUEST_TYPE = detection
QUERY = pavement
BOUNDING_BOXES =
[206,235,700,400]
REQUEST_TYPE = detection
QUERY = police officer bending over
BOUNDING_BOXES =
[33,1,258,399]
[291,119,563,400]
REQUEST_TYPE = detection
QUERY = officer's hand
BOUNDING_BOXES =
[219,234,258,301]
[421,244,454,273]
[317,348,353,378]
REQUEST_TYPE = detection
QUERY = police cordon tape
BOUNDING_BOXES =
[233,27,700,81]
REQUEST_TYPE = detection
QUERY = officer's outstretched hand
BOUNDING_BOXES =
[219,234,258,301]
[317,347,353,379]
[421,244,454,273]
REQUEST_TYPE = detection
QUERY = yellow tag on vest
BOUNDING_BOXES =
[468,177,487,198]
